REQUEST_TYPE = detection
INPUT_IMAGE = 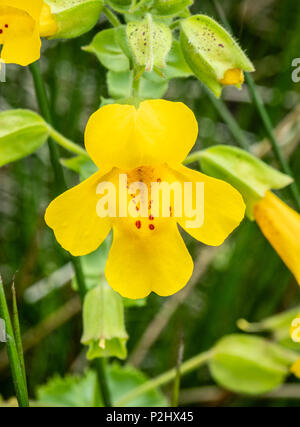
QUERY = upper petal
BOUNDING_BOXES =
[173,165,246,246]
[2,0,43,20]
[105,221,193,299]
[254,191,300,284]
[45,171,112,256]
[84,100,198,170]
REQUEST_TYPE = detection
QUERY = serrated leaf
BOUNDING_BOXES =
[37,365,168,407]
[46,0,104,39]
[83,28,130,72]
[0,110,49,167]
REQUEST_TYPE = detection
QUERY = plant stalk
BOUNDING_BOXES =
[0,279,29,407]
[117,350,212,406]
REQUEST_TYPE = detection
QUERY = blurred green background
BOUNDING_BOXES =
[1,0,300,407]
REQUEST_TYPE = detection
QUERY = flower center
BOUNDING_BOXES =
[0,6,35,44]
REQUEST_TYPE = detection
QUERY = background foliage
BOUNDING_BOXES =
[1,0,300,407]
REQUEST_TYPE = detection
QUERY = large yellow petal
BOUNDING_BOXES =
[171,165,246,246]
[45,171,112,256]
[1,28,41,66]
[105,222,193,299]
[254,191,300,284]
[291,357,300,379]
[84,100,198,170]
[2,0,43,20]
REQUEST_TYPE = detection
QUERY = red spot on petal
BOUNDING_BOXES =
[135,220,142,229]
[149,215,154,221]
[157,178,161,183]
[5,24,8,28]
[149,224,155,230]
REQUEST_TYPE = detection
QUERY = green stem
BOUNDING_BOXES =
[204,88,249,150]
[29,62,112,407]
[94,358,112,407]
[103,6,121,27]
[116,350,212,407]
[245,74,300,211]
[183,150,203,165]
[48,126,89,159]
[0,279,29,407]
[170,19,181,30]
[11,284,27,390]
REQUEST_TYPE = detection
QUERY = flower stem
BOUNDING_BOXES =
[29,61,112,407]
[48,126,89,159]
[103,6,121,27]
[12,284,27,390]
[245,74,300,211]
[117,350,212,406]
[204,87,249,150]
[0,278,29,407]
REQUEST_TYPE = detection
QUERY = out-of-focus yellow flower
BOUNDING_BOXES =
[254,191,300,285]
[0,0,57,66]
[290,314,300,343]
[290,315,300,379]
[45,100,245,299]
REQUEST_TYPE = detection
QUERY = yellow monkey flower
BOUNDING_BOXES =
[254,192,300,285]
[45,100,245,299]
[0,0,57,66]
[290,315,300,379]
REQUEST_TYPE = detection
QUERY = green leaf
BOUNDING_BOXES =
[107,70,169,100]
[81,282,128,360]
[83,28,130,72]
[152,0,193,17]
[164,40,192,80]
[209,334,298,395]
[180,15,254,97]
[126,15,172,72]
[199,145,293,218]
[0,109,49,167]
[37,365,168,407]
[37,371,97,407]
[46,0,104,39]
[106,0,132,13]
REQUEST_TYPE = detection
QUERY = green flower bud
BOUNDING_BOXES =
[45,0,104,39]
[152,0,193,17]
[199,145,293,218]
[238,307,300,351]
[210,334,298,395]
[81,282,128,360]
[180,15,255,97]
[126,14,172,72]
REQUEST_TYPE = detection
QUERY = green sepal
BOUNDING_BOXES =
[126,15,172,72]
[209,334,298,395]
[46,0,104,39]
[180,14,254,97]
[81,282,128,360]
[152,0,193,17]
[0,109,49,167]
[199,145,293,219]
